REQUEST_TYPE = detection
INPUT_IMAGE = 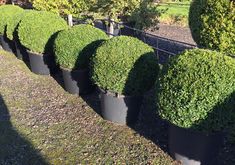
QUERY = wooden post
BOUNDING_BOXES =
[108,19,115,38]
[68,14,73,27]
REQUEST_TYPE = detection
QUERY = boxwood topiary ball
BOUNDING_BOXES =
[18,11,68,54]
[54,24,108,70]
[157,49,235,132]
[0,5,24,36]
[91,36,159,96]
[189,0,235,56]
[6,10,32,41]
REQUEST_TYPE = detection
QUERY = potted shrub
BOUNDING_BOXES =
[54,24,108,95]
[0,5,24,53]
[18,11,68,75]
[156,49,235,164]
[6,10,32,61]
[91,36,159,125]
[189,0,235,57]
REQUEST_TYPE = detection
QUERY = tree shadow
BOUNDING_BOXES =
[0,94,48,164]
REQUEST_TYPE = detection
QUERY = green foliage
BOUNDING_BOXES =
[6,10,31,41]
[18,11,68,54]
[91,0,141,21]
[129,0,164,30]
[189,0,235,56]
[0,5,24,35]
[54,24,108,70]
[30,0,92,18]
[157,49,235,132]
[91,36,159,96]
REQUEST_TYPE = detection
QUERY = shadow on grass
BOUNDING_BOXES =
[0,94,48,164]
[130,89,170,154]
[80,87,102,117]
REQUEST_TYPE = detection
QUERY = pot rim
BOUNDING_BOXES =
[167,121,226,136]
[98,87,142,99]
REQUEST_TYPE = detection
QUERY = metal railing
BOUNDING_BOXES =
[74,18,197,64]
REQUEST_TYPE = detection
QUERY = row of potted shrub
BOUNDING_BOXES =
[0,4,235,165]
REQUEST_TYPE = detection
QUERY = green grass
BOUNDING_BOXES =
[157,3,190,26]
[0,50,176,164]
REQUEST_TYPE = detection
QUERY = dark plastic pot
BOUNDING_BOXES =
[0,35,16,53]
[15,41,29,61]
[169,124,224,165]
[27,50,57,75]
[61,68,93,95]
[99,88,143,125]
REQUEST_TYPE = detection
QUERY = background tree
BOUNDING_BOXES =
[129,0,164,31]
[29,0,94,25]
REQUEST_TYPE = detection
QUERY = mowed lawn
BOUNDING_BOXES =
[157,3,190,26]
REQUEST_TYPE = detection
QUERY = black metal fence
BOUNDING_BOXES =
[74,19,197,64]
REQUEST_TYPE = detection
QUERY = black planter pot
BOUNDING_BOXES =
[0,35,16,53]
[99,88,143,125]
[169,124,224,165]
[15,41,29,61]
[27,50,57,75]
[61,68,93,95]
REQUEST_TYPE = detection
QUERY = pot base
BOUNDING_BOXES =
[100,89,142,125]
[169,124,224,165]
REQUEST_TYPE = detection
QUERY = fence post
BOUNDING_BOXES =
[68,14,73,27]
[108,19,115,38]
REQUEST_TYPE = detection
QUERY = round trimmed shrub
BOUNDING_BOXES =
[91,36,159,96]
[18,11,68,54]
[0,5,24,35]
[189,0,235,56]
[54,24,108,70]
[6,10,32,41]
[157,49,235,132]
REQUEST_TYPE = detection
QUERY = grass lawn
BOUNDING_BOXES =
[0,50,178,164]
[157,3,190,26]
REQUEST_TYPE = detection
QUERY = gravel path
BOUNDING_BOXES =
[149,23,196,45]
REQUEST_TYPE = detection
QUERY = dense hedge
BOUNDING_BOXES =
[157,49,235,132]
[0,5,24,35]
[91,36,159,96]
[189,0,235,56]
[18,11,68,54]
[54,24,108,70]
